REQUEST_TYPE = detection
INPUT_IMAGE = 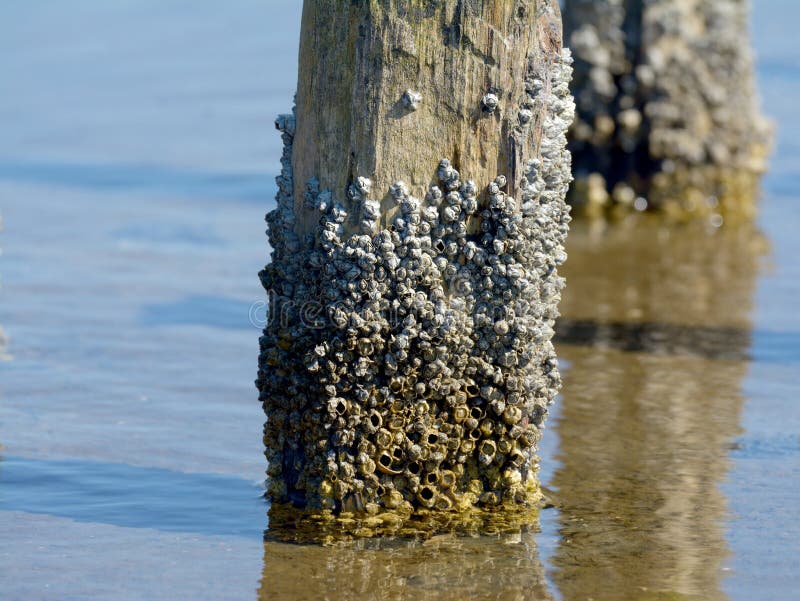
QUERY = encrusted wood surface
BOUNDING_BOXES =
[293,0,564,233]
[258,0,574,540]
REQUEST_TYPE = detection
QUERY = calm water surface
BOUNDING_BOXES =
[1,1,798,600]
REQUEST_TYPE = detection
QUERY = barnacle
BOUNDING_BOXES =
[401,89,422,111]
[481,92,500,113]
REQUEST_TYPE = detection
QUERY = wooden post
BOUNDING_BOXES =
[258,0,574,540]
[564,0,772,221]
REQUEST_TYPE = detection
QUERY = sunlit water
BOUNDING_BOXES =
[1,1,798,600]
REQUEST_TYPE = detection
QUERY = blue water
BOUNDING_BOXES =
[1,1,798,600]
[0,456,264,538]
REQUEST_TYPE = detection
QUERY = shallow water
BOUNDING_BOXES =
[1,1,798,600]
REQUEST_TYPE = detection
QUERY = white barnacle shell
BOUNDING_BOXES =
[331,202,348,223]
[274,113,296,136]
[445,178,461,192]
[425,185,443,206]
[526,77,544,94]
[461,180,477,197]
[482,92,499,113]
[490,194,506,211]
[478,439,497,465]
[445,191,462,206]
[494,175,507,189]
[394,333,410,350]
[442,205,460,223]
[362,199,381,221]
[462,196,478,214]
[518,108,533,124]
[328,306,349,329]
[354,357,371,377]
[493,320,510,335]
[356,176,373,196]
[401,89,422,111]
[385,254,401,270]
[390,181,409,201]
[472,248,487,267]
[401,196,420,215]
[437,159,459,184]
[463,241,478,260]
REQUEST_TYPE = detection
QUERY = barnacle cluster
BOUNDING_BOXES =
[257,49,574,540]
[564,0,771,221]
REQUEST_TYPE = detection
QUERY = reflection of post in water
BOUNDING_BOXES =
[549,219,764,601]
[259,532,555,601]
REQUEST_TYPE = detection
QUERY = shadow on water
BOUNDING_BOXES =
[547,217,763,601]
[0,158,274,203]
[0,456,266,538]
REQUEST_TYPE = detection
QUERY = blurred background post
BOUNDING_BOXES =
[564,0,772,221]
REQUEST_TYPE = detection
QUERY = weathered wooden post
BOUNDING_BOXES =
[564,0,772,220]
[257,0,574,540]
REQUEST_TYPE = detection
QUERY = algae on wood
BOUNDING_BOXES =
[258,0,574,540]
